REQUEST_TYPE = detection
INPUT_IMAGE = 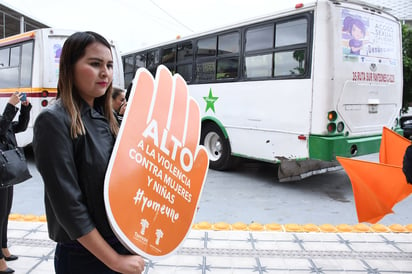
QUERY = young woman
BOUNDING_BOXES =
[111,87,127,124]
[0,92,31,274]
[33,31,145,274]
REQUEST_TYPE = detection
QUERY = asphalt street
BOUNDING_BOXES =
[10,148,412,226]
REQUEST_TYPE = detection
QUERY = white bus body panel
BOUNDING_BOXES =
[311,1,402,137]
[191,77,314,160]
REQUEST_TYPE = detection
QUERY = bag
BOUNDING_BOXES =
[0,147,32,188]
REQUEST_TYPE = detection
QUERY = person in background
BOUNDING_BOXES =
[403,145,412,184]
[33,31,144,274]
[111,87,127,125]
[0,92,31,274]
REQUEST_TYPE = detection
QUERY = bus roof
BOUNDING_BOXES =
[0,30,36,47]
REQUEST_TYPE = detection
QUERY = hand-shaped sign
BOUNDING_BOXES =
[104,65,209,259]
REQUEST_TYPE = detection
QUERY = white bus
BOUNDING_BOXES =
[0,28,124,147]
[122,0,403,180]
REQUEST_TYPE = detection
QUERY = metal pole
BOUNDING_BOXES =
[2,12,4,39]
[20,15,24,33]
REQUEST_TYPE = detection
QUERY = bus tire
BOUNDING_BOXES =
[201,123,233,171]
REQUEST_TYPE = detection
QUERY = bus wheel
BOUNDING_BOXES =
[201,123,233,170]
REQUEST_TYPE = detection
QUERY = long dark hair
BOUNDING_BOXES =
[58,31,119,138]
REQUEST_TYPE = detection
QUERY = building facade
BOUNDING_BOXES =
[0,2,49,39]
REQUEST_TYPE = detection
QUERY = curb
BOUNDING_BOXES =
[193,221,412,233]
[9,214,412,233]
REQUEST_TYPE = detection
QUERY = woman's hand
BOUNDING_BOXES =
[110,254,145,274]
[77,229,145,273]
[8,92,21,106]
[119,101,127,115]
[21,99,30,107]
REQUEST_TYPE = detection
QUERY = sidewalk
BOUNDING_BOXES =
[5,218,412,274]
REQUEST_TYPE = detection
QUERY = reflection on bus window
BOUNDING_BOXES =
[276,19,307,47]
[177,42,193,62]
[196,61,215,81]
[197,37,217,57]
[162,47,176,63]
[124,56,134,73]
[10,46,20,67]
[147,50,159,76]
[274,50,306,76]
[245,24,274,52]
[0,48,8,67]
[218,32,239,55]
[176,64,192,82]
[0,41,34,88]
[123,55,134,85]
[217,58,238,79]
[21,42,33,86]
[135,54,145,68]
[245,54,272,78]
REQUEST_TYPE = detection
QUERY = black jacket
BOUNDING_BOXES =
[0,103,31,150]
[33,99,116,243]
[403,144,412,184]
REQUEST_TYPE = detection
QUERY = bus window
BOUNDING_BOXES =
[10,46,20,67]
[274,49,306,76]
[177,42,193,62]
[244,54,272,78]
[176,64,192,82]
[217,32,239,80]
[275,18,307,47]
[218,32,239,55]
[177,42,193,82]
[197,37,216,57]
[135,54,145,68]
[162,47,176,63]
[124,55,134,73]
[123,55,135,85]
[0,47,19,87]
[21,42,33,87]
[0,48,8,67]
[217,57,238,79]
[245,24,274,52]
[161,46,176,74]
[147,50,159,76]
[196,61,215,81]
